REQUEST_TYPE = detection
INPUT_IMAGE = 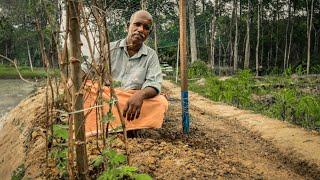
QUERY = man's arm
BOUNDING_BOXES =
[123,50,162,121]
[122,86,158,121]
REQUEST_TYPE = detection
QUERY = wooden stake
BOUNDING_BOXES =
[179,0,189,134]
[68,0,88,179]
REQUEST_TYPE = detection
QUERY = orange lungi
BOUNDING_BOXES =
[83,81,168,137]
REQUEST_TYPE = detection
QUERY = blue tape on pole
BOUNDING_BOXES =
[181,91,189,134]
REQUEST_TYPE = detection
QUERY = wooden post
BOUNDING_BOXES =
[68,0,88,179]
[179,0,189,134]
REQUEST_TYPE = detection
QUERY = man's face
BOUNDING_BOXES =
[127,13,152,45]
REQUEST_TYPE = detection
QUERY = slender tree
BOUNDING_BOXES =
[255,0,261,76]
[189,0,198,63]
[153,0,158,54]
[244,0,251,69]
[210,0,218,70]
[27,41,33,71]
[306,0,314,74]
[283,0,291,70]
[233,0,238,72]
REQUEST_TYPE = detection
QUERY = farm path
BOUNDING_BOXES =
[126,80,320,179]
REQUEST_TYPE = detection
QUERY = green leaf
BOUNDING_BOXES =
[92,155,104,167]
[134,174,153,180]
[119,166,137,173]
[107,150,126,167]
[53,124,68,140]
[97,169,115,180]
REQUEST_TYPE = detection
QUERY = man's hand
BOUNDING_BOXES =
[123,91,145,120]
[122,87,158,121]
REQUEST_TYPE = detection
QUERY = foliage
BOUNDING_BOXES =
[284,65,293,77]
[11,164,25,180]
[0,65,57,79]
[53,124,68,140]
[49,123,69,178]
[295,96,320,129]
[188,61,211,78]
[311,65,320,74]
[93,148,152,180]
[295,65,307,76]
[270,89,297,121]
[198,70,253,108]
[189,73,320,131]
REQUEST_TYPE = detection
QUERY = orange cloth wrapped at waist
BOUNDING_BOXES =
[83,81,168,137]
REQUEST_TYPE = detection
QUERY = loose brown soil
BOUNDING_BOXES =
[0,80,320,179]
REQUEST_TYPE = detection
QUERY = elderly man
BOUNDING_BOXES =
[82,10,168,136]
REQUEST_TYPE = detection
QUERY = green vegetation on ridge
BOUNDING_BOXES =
[0,65,57,79]
[184,61,320,131]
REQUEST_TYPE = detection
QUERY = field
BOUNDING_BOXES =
[1,81,320,179]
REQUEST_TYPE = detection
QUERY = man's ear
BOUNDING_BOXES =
[126,22,130,29]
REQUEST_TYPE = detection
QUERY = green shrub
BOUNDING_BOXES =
[188,61,211,78]
[284,65,293,76]
[295,96,320,129]
[295,65,306,75]
[270,89,297,121]
[311,64,320,74]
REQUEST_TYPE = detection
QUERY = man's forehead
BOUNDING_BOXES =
[130,11,153,24]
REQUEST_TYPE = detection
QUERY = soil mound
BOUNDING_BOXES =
[0,88,47,179]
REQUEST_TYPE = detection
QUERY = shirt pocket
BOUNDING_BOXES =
[129,67,147,88]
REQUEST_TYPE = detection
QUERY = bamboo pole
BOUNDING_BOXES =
[179,0,189,134]
[68,0,88,179]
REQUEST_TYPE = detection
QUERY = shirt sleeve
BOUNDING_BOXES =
[141,51,163,93]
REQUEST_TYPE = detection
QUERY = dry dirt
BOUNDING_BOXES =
[0,81,320,179]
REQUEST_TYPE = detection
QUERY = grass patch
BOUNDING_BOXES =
[0,65,58,79]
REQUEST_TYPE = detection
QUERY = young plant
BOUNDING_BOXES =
[92,148,152,180]
[49,124,69,178]
[271,89,297,121]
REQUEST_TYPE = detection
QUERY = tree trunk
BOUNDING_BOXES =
[306,0,314,75]
[283,0,291,70]
[260,5,264,71]
[244,0,251,69]
[27,41,34,72]
[255,0,261,76]
[68,0,88,179]
[218,36,222,76]
[205,23,210,64]
[210,0,218,70]
[275,0,279,68]
[286,5,295,69]
[189,0,198,63]
[153,0,158,54]
[233,0,238,72]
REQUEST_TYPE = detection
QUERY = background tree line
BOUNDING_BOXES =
[0,0,319,75]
